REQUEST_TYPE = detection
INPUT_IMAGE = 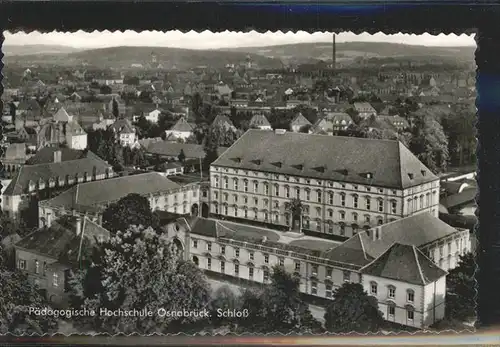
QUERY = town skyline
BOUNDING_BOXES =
[4,30,476,50]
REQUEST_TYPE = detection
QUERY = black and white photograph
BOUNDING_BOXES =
[0,30,477,335]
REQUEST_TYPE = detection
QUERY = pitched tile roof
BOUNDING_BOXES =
[290,113,312,127]
[4,152,112,196]
[313,112,353,132]
[146,141,227,159]
[358,213,459,258]
[360,243,447,285]
[212,114,235,128]
[169,118,195,132]
[25,147,93,165]
[109,119,135,134]
[212,130,438,189]
[15,216,109,266]
[249,114,271,128]
[42,172,181,213]
[440,188,476,209]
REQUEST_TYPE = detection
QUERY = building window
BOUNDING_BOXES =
[244,180,248,192]
[340,224,345,236]
[295,187,300,198]
[221,261,226,273]
[224,205,229,215]
[407,309,414,321]
[312,264,319,276]
[340,211,345,220]
[388,286,396,299]
[365,197,371,210]
[192,239,198,248]
[419,195,424,209]
[285,186,290,198]
[274,184,279,196]
[391,200,397,214]
[341,193,346,206]
[264,183,269,195]
[244,196,248,204]
[426,193,430,206]
[279,257,285,267]
[214,203,219,214]
[378,199,384,212]
[234,195,238,203]
[407,289,415,303]
[343,270,350,282]
[388,305,395,318]
[328,209,333,218]
[306,189,310,201]
[53,273,59,287]
[353,195,358,208]
[311,281,318,295]
[249,252,254,261]
[224,177,228,189]
[295,261,301,271]
[34,260,39,274]
[439,246,444,256]
[326,283,333,298]
[370,282,378,295]
[253,181,259,193]
[249,267,254,279]
[207,242,212,251]
[234,207,238,217]
[224,193,228,201]
[326,267,332,278]
[263,269,270,282]
[221,245,226,255]
[274,201,279,209]
[18,259,26,270]
[235,264,239,276]
[264,254,269,264]
[207,258,212,270]
[317,190,322,203]
[353,213,358,222]
[377,218,383,225]
[215,177,219,188]
[328,192,334,204]
[254,197,258,205]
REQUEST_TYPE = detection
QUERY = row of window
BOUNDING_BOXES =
[18,259,59,287]
[370,282,415,303]
[212,204,387,231]
[27,170,112,192]
[192,242,352,280]
[213,180,403,213]
[213,169,405,194]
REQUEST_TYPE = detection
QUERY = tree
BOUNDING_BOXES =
[112,98,119,118]
[102,193,158,233]
[209,285,240,327]
[68,225,211,334]
[178,149,186,163]
[237,266,322,334]
[445,252,476,322]
[100,85,112,95]
[298,124,312,133]
[284,198,304,231]
[0,268,58,334]
[409,114,449,173]
[324,282,384,333]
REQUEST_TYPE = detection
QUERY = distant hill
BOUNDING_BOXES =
[3,44,83,56]
[224,42,476,65]
[2,46,284,70]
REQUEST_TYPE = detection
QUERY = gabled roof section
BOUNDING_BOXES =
[360,243,447,285]
[290,113,312,126]
[249,114,271,127]
[169,117,195,132]
[212,130,437,189]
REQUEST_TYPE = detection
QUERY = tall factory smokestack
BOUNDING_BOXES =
[332,33,336,72]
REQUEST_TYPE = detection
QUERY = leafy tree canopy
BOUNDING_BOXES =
[102,193,158,233]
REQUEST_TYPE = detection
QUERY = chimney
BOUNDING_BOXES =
[53,150,62,163]
[262,236,268,243]
[332,33,336,72]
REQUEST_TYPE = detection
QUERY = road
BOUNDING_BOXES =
[208,278,326,325]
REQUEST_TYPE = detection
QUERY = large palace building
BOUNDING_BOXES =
[209,130,440,238]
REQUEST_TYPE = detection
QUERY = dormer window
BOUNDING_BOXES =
[421,170,426,176]
[366,172,373,179]
[408,173,414,180]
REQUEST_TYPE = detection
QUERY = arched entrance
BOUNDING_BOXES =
[173,238,184,257]
[191,203,199,217]
[201,202,209,218]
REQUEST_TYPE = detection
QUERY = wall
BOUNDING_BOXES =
[422,276,446,327]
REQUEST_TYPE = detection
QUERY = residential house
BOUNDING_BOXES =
[249,114,272,130]
[2,143,27,178]
[313,112,353,133]
[2,149,113,219]
[37,108,88,150]
[144,107,162,123]
[14,216,110,305]
[165,117,195,140]
[39,172,201,226]
[353,102,377,119]
[108,119,137,147]
[290,113,312,132]
[212,114,236,131]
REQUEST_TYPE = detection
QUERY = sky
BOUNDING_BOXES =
[4,30,476,50]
